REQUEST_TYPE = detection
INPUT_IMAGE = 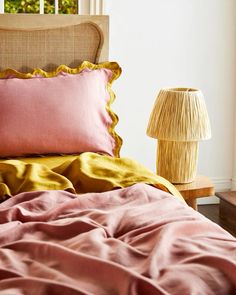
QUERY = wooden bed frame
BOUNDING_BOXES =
[0,14,109,72]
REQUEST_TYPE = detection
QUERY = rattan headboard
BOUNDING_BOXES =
[0,14,109,72]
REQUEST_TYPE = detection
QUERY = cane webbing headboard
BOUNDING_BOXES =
[0,14,109,72]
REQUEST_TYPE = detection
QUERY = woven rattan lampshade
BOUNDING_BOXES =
[146,88,211,183]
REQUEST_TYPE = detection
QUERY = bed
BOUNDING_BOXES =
[0,14,235,295]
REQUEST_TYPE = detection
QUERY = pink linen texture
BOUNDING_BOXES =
[0,68,116,157]
[0,183,235,294]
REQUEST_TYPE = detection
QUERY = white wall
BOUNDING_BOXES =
[106,0,236,194]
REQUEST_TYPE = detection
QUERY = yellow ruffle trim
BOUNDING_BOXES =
[0,61,123,157]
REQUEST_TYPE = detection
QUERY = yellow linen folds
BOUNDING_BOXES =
[0,153,183,201]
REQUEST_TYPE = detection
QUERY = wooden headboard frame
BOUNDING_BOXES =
[0,14,109,72]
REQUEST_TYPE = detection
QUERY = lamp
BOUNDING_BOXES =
[146,87,211,184]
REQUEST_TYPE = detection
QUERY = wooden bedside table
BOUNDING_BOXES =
[174,175,215,210]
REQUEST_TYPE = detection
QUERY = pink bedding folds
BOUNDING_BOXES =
[0,183,235,295]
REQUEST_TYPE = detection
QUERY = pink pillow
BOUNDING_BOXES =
[0,62,122,158]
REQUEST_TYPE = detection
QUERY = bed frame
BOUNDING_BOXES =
[0,14,109,72]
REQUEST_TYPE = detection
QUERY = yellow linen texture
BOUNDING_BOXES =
[0,153,183,202]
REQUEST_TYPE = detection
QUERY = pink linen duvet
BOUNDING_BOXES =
[0,183,235,295]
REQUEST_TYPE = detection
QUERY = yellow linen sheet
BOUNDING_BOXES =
[0,152,183,201]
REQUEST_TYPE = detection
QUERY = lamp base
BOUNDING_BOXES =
[157,140,199,184]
